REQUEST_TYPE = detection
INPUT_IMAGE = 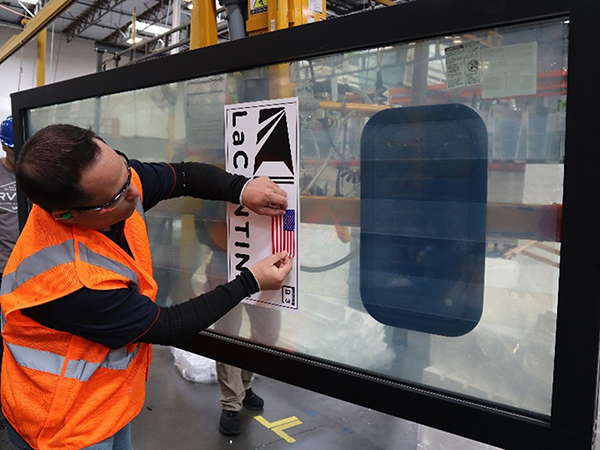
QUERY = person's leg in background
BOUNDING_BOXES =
[201,228,282,436]
[215,303,281,435]
[216,361,263,435]
[204,247,258,436]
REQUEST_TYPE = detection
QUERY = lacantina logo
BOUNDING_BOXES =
[254,107,294,182]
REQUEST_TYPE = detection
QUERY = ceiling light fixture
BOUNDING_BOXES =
[128,20,170,36]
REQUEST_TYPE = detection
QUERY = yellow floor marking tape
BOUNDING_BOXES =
[254,415,303,443]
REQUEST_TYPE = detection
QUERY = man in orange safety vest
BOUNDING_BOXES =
[0,124,292,450]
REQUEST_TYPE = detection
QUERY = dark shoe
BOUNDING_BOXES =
[219,410,241,436]
[242,388,264,410]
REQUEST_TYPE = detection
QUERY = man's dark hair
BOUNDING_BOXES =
[16,124,103,212]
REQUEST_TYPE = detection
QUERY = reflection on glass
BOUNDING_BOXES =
[27,19,567,416]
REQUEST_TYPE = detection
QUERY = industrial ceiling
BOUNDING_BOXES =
[0,0,398,49]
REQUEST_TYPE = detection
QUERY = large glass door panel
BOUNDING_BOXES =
[26,19,567,419]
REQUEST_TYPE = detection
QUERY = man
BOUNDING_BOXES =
[0,115,18,435]
[0,124,292,450]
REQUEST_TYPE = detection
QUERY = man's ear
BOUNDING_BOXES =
[52,210,73,221]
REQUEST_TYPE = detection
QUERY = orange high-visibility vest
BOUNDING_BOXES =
[0,169,158,450]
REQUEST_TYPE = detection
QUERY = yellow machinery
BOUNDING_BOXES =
[247,0,326,34]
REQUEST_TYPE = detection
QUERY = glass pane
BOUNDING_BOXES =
[27,18,567,417]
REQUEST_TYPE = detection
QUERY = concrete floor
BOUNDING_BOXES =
[0,345,503,449]
[132,345,420,449]
[0,345,420,450]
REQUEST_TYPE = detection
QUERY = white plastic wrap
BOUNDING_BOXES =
[170,347,217,384]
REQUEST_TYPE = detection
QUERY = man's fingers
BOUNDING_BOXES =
[261,193,288,215]
[257,176,287,197]
[269,251,288,264]
[278,256,293,273]
[258,207,285,217]
[243,176,290,218]
[269,252,292,273]
[251,252,292,290]
[271,184,287,198]
[265,192,288,209]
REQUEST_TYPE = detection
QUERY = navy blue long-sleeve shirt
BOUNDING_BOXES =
[22,160,258,349]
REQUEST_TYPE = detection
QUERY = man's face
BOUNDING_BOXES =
[59,139,140,231]
[2,143,15,164]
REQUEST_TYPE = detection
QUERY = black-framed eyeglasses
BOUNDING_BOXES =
[70,149,131,213]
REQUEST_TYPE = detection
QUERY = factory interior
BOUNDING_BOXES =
[1,0,599,449]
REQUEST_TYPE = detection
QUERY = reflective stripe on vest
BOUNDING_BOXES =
[0,240,76,296]
[6,342,141,382]
[0,240,141,297]
[78,242,139,290]
[135,195,144,218]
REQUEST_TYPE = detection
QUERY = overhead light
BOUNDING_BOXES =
[184,0,220,11]
[20,0,39,4]
[129,20,170,36]
[126,36,144,44]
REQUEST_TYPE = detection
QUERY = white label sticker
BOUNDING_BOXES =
[308,0,323,14]
[445,42,481,89]
[225,97,300,311]
[481,42,537,99]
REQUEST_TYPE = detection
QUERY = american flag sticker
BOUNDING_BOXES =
[272,209,296,257]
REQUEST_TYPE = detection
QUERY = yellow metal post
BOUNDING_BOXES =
[267,0,293,99]
[131,7,137,43]
[246,0,267,34]
[247,0,325,35]
[289,0,326,26]
[191,0,217,49]
[244,0,325,97]
[267,0,288,32]
[36,28,46,86]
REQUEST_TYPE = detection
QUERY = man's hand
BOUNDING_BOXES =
[242,176,288,216]
[250,252,293,290]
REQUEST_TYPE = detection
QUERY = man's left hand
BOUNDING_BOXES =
[242,176,288,216]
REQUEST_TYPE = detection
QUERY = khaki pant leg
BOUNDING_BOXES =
[217,362,252,411]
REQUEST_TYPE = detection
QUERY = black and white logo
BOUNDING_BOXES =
[254,107,294,182]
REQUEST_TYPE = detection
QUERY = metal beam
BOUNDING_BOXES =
[62,0,127,42]
[36,28,46,86]
[0,0,79,65]
[100,0,170,44]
